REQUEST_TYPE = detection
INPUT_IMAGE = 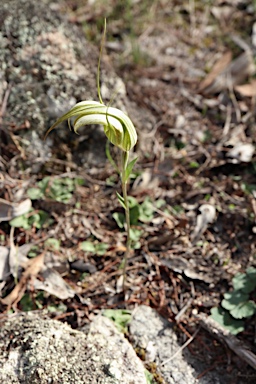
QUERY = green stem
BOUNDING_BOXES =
[97,19,107,105]
[121,150,131,291]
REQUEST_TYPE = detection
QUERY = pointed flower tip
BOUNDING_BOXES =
[45,100,138,152]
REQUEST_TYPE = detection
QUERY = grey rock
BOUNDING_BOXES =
[129,305,230,384]
[0,312,147,384]
[0,0,137,169]
[0,0,156,171]
[1,0,97,132]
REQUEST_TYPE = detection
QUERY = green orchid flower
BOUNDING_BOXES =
[44,100,137,152]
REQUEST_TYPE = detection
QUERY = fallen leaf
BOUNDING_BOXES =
[33,268,75,300]
[199,51,232,92]
[235,80,256,97]
[1,253,45,306]
[191,204,216,243]
[0,246,10,283]
[200,51,255,95]
[228,143,254,163]
[24,252,45,278]
[0,198,32,222]
[8,226,29,279]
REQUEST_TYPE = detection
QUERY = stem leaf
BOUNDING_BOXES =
[116,192,127,210]
[125,157,138,182]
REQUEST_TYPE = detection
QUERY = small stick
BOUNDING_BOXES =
[161,328,200,366]
[175,298,193,322]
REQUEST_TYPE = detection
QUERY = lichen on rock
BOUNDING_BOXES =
[0,312,147,384]
[0,0,134,168]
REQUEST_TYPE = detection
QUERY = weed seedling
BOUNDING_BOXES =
[211,267,256,335]
[44,20,138,290]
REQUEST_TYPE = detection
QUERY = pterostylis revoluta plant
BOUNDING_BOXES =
[44,20,138,291]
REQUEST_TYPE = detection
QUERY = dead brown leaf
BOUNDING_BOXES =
[0,198,32,222]
[199,51,232,92]
[1,253,45,306]
[33,267,75,300]
[235,80,256,97]
[200,51,255,95]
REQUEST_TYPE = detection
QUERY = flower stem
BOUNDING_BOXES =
[121,150,131,291]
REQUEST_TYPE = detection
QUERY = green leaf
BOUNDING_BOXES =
[48,178,74,203]
[80,240,108,256]
[94,242,108,255]
[130,228,142,249]
[27,188,44,200]
[106,175,118,187]
[130,204,140,225]
[20,292,44,311]
[28,177,76,203]
[222,291,249,311]
[139,197,154,222]
[47,303,67,313]
[80,241,96,252]
[246,266,256,279]
[116,192,127,210]
[127,196,138,208]
[230,301,256,319]
[113,212,125,228]
[44,238,60,251]
[11,211,51,231]
[125,157,138,182]
[103,309,131,333]
[130,228,142,241]
[145,369,156,384]
[28,211,51,229]
[38,177,50,193]
[75,178,84,186]
[189,161,199,169]
[20,293,35,311]
[10,214,30,229]
[155,199,166,209]
[232,270,256,293]
[172,205,184,214]
[28,245,39,258]
[210,307,245,335]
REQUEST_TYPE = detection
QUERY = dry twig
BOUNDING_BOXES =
[197,313,256,370]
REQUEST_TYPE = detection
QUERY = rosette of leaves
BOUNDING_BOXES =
[211,267,256,335]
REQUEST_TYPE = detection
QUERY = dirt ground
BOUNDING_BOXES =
[1,1,256,382]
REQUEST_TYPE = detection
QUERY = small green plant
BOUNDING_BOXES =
[189,161,199,169]
[44,20,137,290]
[144,369,157,384]
[211,267,256,335]
[113,196,155,228]
[113,196,157,249]
[44,238,60,251]
[20,292,44,311]
[27,176,81,203]
[241,182,256,196]
[10,210,52,230]
[20,292,67,314]
[80,240,108,255]
[103,309,131,333]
